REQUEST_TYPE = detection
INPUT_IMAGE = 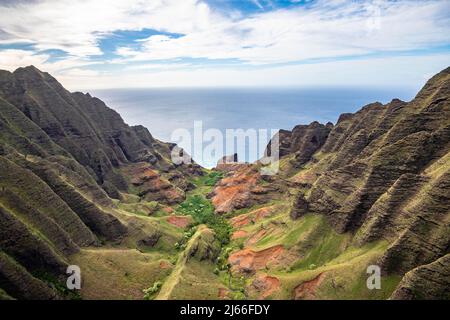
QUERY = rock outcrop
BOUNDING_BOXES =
[265,121,333,167]
[390,254,450,300]
[210,165,286,214]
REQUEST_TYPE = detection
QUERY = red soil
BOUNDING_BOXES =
[123,162,184,204]
[228,245,285,274]
[218,288,229,299]
[250,274,281,299]
[127,163,159,185]
[231,230,249,240]
[293,273,326,300]
[211,167,259,214]
[166,216,191,228]
[246,228,268,246]
[159,260,172,269]
[291,171,318,184]
[162,207,174,214]
[230,206,275,228]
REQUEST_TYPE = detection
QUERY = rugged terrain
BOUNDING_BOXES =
[0,66,448,300]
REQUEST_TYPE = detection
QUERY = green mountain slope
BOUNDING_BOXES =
[0,66,448,300]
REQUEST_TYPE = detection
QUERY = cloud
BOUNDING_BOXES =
[0,49,49,71]
[0,0,448,88]
[117,0,450,64]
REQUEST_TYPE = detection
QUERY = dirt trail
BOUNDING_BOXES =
[155,226,207,300]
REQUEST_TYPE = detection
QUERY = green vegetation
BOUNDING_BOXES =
[177,195,231,245]
[0,288,13,300]
[174,226,197,250]
[34,271,82,300]
[195,171,224,187]
[118,201,159,216]
[71,249,172,300]
[143,281,162,300]
[2,68,448,300]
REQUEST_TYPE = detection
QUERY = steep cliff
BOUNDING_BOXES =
[0,66,202,299]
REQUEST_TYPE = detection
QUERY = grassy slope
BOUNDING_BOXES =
[71,249,172,300]
[156,225,223,300]
[227,203,401,299]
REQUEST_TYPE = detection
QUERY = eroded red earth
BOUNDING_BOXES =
[228,245,286,274]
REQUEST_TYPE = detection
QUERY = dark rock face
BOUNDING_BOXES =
[306,67,450,234]
[290,193,309,219]
[290,121,333,167]
[137,232,161,249]
[293,67,450,297]
[265,122,332,167]
[0,206,68,275]
[265,129,292,158]
[0,251,60,300]
[0,66,196,193]
[1,65,449,300]
[390,254,450,300]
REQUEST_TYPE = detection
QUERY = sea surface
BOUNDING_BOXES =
[91,87,416,168]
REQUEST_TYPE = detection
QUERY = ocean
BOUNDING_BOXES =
[90,87,416,168]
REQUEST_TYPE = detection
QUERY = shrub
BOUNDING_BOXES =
[177,195,231,245]
[143,281,162,300]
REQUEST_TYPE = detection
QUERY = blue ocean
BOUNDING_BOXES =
[91,87,416,167]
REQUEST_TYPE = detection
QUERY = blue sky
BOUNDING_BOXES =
[0,0,449,89]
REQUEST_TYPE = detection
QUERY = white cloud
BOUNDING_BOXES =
[0,0,224,57]
[118,0,450,64]
[0,49,49,71]
[0,0,448,88]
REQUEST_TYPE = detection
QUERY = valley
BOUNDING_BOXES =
[0,66,449,300]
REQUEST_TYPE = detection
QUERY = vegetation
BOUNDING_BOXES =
[177,195,231,245]
[34,271,82,300]
[174,226,197,250]
[143,281,162,300]
[193,170,224,187]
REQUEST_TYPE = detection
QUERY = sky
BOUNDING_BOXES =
[0,0,449,90]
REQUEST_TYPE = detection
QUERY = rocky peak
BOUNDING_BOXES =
[265,121,332,166]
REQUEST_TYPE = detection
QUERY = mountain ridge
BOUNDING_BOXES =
[0,65,449,300]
